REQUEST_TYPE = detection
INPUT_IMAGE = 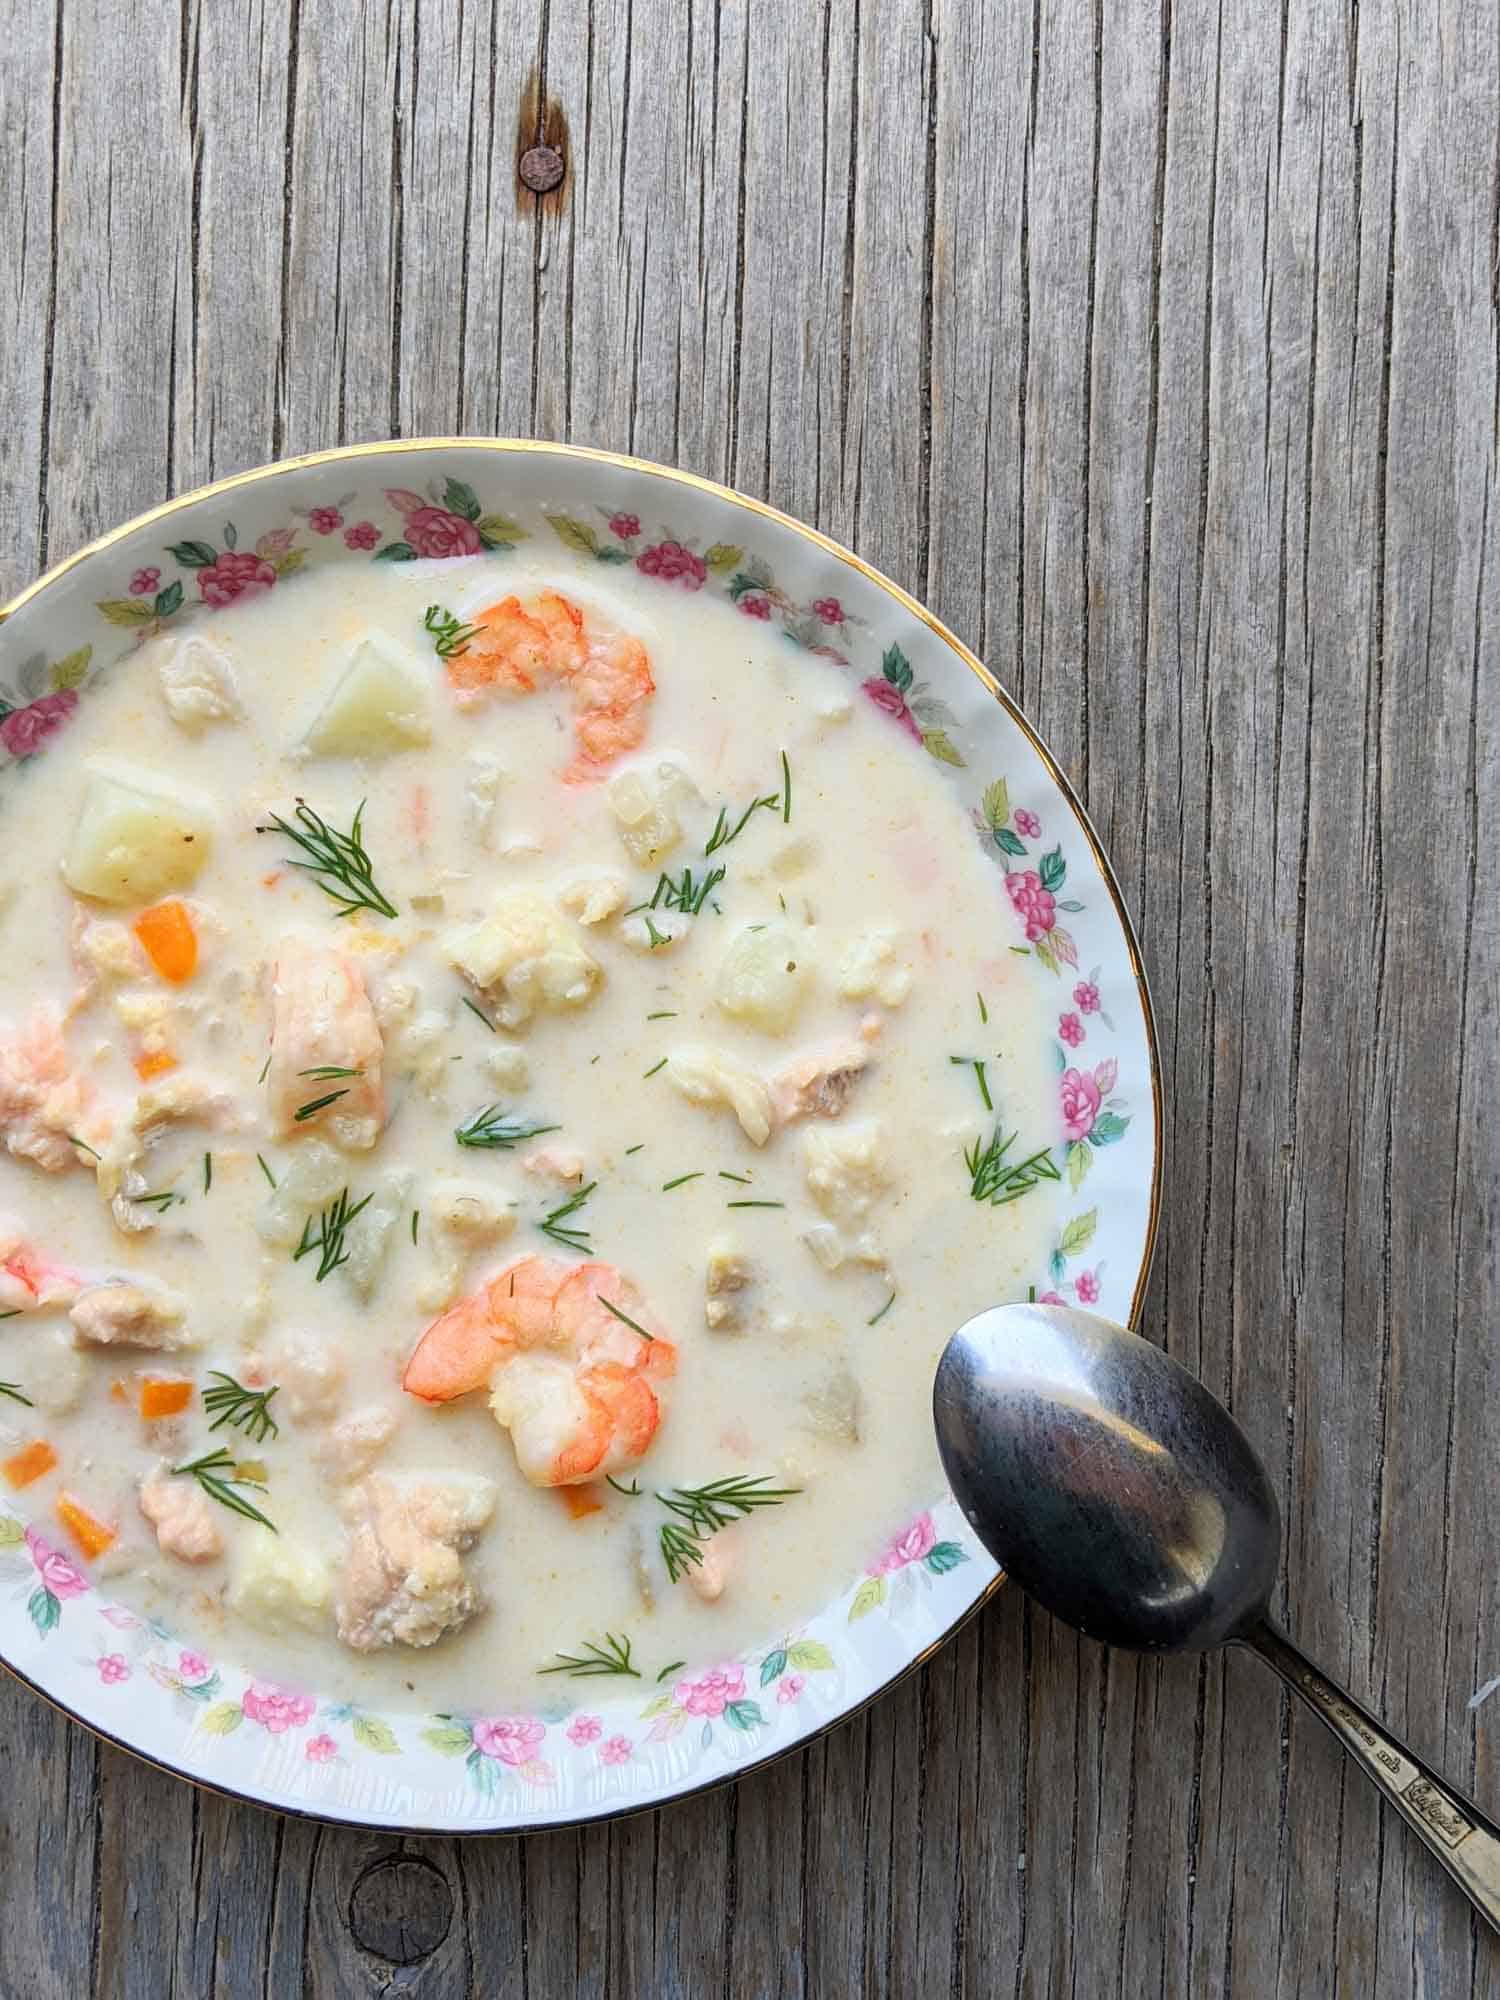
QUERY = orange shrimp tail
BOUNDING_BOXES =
[402,1293,512,1403]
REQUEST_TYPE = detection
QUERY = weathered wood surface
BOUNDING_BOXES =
[0,0,1495,1991]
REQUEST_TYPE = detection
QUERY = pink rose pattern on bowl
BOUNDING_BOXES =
[0,449,1154,1828]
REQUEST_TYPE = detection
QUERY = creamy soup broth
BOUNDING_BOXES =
[0,552,1059,1709]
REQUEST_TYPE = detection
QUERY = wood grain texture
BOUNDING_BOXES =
[0,0,1495,1992]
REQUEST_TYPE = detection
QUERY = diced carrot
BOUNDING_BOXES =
[559,1484,605,1520]
[140,1377,193,1420]
[133,1048,178,1081]
[133,899,198,983]
[55,1492,116,1560]
[2,1439,58,1490]
[108,1379,128,1403]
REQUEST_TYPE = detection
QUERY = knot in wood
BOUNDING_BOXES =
[348,1854,453,1965]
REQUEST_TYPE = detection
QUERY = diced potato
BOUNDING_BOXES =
[838,929,913,1007]
[483,1044,529,1090]
[303,639,433,757]
[255,1140,348,1250]
[705,1236,753,1330]
[463,754,503,846]
[801,1365,863,1446]
[446,891,602,1029]
[608,767,681,866]
[63,762,216,906]
[230,1535,332,1634]
[714,923,812,1035]
[158,636,242,732]
[665,1045,774,1147]
[802,1118,891,1266]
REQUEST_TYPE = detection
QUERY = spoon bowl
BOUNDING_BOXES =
[933,1301,1279,1651]
[933,1302,1500,1930]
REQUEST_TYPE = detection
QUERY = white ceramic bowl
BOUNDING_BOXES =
[0,441,1161,1830]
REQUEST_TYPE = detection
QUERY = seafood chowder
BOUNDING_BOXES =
[0,554,1061,1709]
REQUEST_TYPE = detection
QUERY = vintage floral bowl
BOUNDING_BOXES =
[0,441,1161,1831]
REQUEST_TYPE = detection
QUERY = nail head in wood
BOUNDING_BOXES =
[518,144,566,194]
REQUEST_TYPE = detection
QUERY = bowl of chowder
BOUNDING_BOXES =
[0,441,1160,1830]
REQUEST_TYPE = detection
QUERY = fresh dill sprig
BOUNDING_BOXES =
[868,1291,897,1326]
[455,1105,560,1150]
[964,1127,1062,1207]
[977,992,989,1025]
[704,783,782,855]
[133,1188,186,1213]
[203,1152,213,1194]
[0,1382,33,1407]
[656,1474,800,1584]
[460,995,497,1032]
[949,1054,994,1112]
[294,1087,351,1122]
[293,1187,374,1280]
[643,1058,667,1079]
[172,1448,277,1532]
[423,602,481,659]
[645,1010,677,1020]
[538,1181,595,1253]
[607,1475,641,1497]
[256,1153,278,1190]
[66,1134,101,1162]
[780,749,792,822]
[629,864,726,919]
[411,1209,420,1244]
[661,1171,703,1192]
[538,1632,641,1680]
[299,1064,363,1080]
[597,1296,654,1342]
[256,798,398,920]
[202,1371,281,1444]
[624,1143,645,1155]
[718,1170,752,1184]
[643,914,671,948]
[725,1199,783,1209]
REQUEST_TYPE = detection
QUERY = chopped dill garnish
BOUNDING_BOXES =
[294,1187,374,1281]
[656,1475,800,1584]
[868,1291,897,1326]
[607,1475,642,1497]
[0,1382,33,1406]
[645,1010,677,1020]
[0,1312,19,1324]
[455,1105,560,1150]
[780,748,792,822]
[725,1199,784,1209]
[66,1134,101,1162]
[256,1153,278,1190]
[643,914,670,949]
[624,1143,645,1156]
[629,864,726,920]
[538,1181,595,1253]
[133,1189,185,1213]
[657,1659,686,1682]
[704,783,781,855]
[423,602,481,659]
[643,1058,667,1079]
[460,995,497,1033]
[255,798,398,920]
[718,1170,752,1184]
[298,1064,362,1081]
[538,1632,640,1680]
[202,1371,280,1444]
[202,1152,213,1194]
[257,1051,272,1084]
[172,1447,277,1532]
[977,992,989,1025]
[294,1087,351,1123]
[949,1055,993,1112]
[964,1127,1062,1207]
[598,1296,654,1342]
[661,1171,703,1192]
[411,1210,420,1244]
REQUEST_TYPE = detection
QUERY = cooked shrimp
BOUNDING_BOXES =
[402,1254,676,1487]
[0,1217,83,1313]
[445,591,656,780]
[267,942,386,1148]
[0,1011,108,1173]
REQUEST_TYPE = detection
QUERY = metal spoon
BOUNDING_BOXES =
[933,1300,1500,1929]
